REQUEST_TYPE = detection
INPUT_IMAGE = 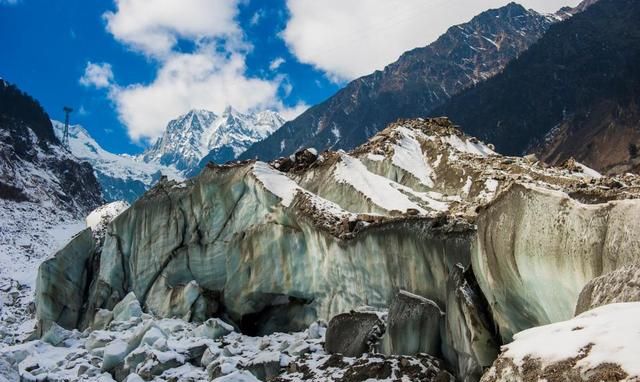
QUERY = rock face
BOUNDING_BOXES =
[575,265,640,315]
[34,117,640,382]
[240,3,556,161]
[482,303,640,382]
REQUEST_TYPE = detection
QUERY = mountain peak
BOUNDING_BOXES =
[143,107,285,172]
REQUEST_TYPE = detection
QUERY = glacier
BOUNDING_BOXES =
[23,117,640,382]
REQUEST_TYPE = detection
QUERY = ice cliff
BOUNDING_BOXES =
[32,118,640,382]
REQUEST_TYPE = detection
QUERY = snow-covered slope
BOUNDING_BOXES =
[142,107,285,174]
[52,121,183,203]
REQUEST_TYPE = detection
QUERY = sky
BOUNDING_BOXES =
[0,0,581,155]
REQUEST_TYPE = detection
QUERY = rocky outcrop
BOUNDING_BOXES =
[575,265,640,315]
[240,3,556,161]
[34,118,640,382]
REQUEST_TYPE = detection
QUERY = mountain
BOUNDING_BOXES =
[433,0,639,175]
[143,107,285,175]
[240,3,557,161]
[52,121,183,203]
[28,118,640,382]
[0,79,102,345]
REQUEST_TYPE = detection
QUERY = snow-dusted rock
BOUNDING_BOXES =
[212,370,261,382]
[92,309,114,331]
[482,303,640,382]
[40,322,74,346]
[193,318,234,340]
[86,201,130,241]
[102,338,129,371]
[243,350,282,380]
[112,292,143,322]
[575,265,640,315]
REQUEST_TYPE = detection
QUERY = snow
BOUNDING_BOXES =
[52,121,183,188]
[252,162,301,207]
[575,162,603,179]
[366,153,385,162]
[443,134,495,157]
[503,302,640,378]
[86,201,129,233]
[392,127,435,187]
[334,154,426,213]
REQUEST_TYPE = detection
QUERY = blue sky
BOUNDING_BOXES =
[0,0,339,153]
[1,0,580,155]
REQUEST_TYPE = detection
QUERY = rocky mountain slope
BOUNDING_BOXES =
[434,0,639,175]
[52,121,183,203]
[25,118,640,382]
[240,3,559,161]
[0,79,102,347]
[143,107,284,175]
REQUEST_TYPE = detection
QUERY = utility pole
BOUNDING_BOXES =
[62,106,73,149]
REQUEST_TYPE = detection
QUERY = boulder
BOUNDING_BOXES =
[40,322,74,346]
[193,318,234,340]
[381,290,443,356]
[102,339,129,371]
[92,309,114,331]
[112,292,143,322]
[575,264,640,315]
[325,311,385,357]
[243,351,281,380]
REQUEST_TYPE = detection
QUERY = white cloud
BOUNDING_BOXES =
[283,0,582,81]
[93,0,298,141]
[110,47,293,140]
[278,102,309,121]
[104,0,241,57]
[79,62,114,89]
[269,57,286,71]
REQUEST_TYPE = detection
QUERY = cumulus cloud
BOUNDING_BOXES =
[79,62,114,89]
[278,102,309,121]
[111,48,292,140]
[90,0,299,141]
[269,57,286,71]
[104,0,241,57]
[283,0,582,81]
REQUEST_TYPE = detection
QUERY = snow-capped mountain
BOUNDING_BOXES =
[52,121,183,203]
[142,107,285,174]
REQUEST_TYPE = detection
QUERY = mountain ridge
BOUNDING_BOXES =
[239,2,557,161]
[433,0,639,174]
[143,107,285,174]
